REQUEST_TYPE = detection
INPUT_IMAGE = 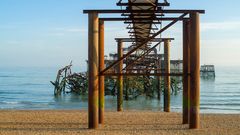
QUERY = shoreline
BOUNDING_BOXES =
[0,110,239,135]
[1,108,239,114]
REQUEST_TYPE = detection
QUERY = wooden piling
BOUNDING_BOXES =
[189,12,200,129]
[88,12,99,129]
[164,40,171,112]
[183,20,190,124]
[99,20,105,124]
[117,40,123,112]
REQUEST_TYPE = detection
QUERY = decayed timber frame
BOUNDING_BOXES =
[84,0,204,130]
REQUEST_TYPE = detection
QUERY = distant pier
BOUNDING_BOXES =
[200,65,215,78]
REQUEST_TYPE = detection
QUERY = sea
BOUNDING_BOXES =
[0,66,240,114]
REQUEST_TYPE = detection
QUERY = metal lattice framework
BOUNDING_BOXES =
[83,0,205,130]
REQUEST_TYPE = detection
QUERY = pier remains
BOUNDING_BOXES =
[83,0,205,129]
[200,65,215,78]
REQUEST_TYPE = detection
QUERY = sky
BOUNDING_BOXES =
[0,0,240,71]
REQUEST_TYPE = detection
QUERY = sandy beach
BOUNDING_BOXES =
[0,110,239,135]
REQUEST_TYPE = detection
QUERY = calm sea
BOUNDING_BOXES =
[0,67,239,114]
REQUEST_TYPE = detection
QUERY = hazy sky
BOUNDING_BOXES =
[0,0,240,70]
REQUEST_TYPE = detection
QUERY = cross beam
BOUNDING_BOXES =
[116,2,170,7]
[100,17,189,21]
[83,9,205,14]
[103,73,185,76]
[115,38,174,42]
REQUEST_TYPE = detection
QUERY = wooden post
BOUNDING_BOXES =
[189,12,200,129]
[99,20,105,124]
[164,40,171,112]
[88,12,99,129]
[117,40,123,112]
[183,20,190,124]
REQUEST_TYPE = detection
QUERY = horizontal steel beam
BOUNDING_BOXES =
[102,73,186,76]
[116,2,170,7]
[128,31,154,35]
[124,21,162,24]
[126,27,159,30]
[115,38,174,42]
[83,9,205,14]
[100,17,189,21]
[121,13,164,17]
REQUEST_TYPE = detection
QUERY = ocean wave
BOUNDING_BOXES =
[0,92,25,94]
[201,103,240,106]
[0,101,19,104]
[0,101,51,106]
[17,83,47,86]
[200,106,240,111]
[0,75,23,78]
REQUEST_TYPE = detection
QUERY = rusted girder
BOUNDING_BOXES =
[100,17,189,21]
[117,2,170,7]
[115,38,174,42]
[124,21,162,24]
[121,13,165,17]
[103,73,185,76]
[83,10,205,14]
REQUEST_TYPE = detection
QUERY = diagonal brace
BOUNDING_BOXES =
[100,13,188,75]
[122,42,161,71]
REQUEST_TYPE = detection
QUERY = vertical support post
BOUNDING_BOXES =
[117,40,123,112]
[88,12,99,129]
[164,40,171,112]
[189,12,200,129]
[156,53,161,100]
[99,20,105,124]
[183,20,190,124]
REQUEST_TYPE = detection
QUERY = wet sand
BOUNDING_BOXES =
[0,110,239,135]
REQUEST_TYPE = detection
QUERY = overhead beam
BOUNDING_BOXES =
[83,9,205,14]
[124,21,162,24]
[126,27,159,30]
[116,2,170,6]
[115,38,174,42]
[100,17,189,21]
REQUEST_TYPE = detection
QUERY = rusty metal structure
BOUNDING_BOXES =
[83,0,205,129]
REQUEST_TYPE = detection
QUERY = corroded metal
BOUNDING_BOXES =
[164,39,170,112]
[189,12,200,129]
[100,13,187,75]
[88,12,99,129]
[84,0,204,130]
[117,40,124,112]
[99,20,105,124]
[183,20,190,124]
